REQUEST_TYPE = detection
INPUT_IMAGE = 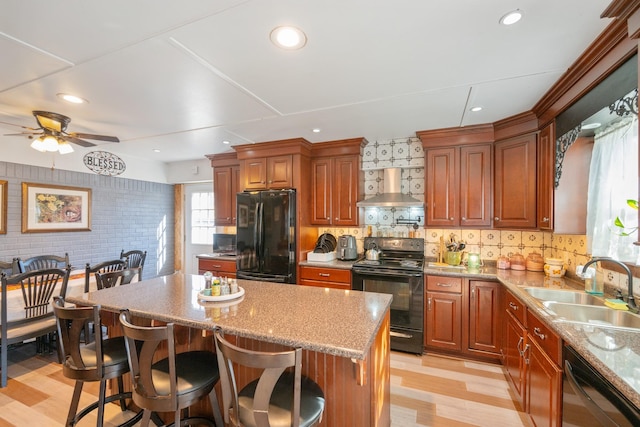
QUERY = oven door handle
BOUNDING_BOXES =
[352,268,422,278]
[564,360,619,427]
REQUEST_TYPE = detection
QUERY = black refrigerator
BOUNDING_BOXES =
[235,189,296,284]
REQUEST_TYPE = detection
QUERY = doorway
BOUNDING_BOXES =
[184,183,215,275]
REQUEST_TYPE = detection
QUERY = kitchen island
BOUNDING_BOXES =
[66,273,392,426]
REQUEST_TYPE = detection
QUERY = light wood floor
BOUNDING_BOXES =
[0,342,530,426]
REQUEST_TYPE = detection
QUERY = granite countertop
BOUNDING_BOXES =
[65,273,392,360]
[196,253,237,261]
[424,265,640,410]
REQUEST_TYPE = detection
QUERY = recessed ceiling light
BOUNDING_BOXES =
[582,122,601,130]
[312,128,321,133]
[223,140,230,144]
[470,106,483,112]
[153,149,161,153]
[57,93,88,104]
[270,26,307,50]
[499,9,523,26]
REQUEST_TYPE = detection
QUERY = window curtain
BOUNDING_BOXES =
[586,116,638,262]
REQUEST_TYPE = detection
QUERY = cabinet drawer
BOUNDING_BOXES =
[300,266,351,284]
[427,275,462,293]
[527,311,561,366]
[505,291,526,325]
[199,259,236,274]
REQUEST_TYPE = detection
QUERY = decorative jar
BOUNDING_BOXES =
[544,258,566,277]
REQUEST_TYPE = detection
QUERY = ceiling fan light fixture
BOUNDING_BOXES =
[57,141,74,154]
[30,137,47,152]
[270,26,307,50]
[42,135,60,152]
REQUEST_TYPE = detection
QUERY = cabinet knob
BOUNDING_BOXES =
[509,302,518,311]
[542,217,549,222]
[449,217,454,221]
[461,217,466,221]
[494,217,500,221]
[326,217,330,220]
[335,217,339,221]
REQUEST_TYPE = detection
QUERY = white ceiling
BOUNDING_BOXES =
[0,0,613,164]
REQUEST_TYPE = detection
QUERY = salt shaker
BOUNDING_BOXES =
[220,282,230,296]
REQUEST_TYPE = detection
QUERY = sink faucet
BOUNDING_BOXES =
[582,257,638,314]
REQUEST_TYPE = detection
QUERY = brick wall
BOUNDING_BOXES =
[0,161,175,278]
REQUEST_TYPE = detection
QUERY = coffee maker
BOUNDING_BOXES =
[338,235,358,260]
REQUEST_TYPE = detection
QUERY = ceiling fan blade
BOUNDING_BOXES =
[3,132,39,136]
[0,120,40,131]
[69,132,120,143]
[60,135,96,147]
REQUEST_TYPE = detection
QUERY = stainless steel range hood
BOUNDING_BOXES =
[357,168,424,207]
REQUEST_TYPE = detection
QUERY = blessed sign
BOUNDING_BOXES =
[83,151,126,176]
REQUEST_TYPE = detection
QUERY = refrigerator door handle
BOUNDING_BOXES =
[253,202,261,259]
[257,202,264,260]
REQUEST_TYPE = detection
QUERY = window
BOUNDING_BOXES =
[587,116,638,262]
[191,191,215,245]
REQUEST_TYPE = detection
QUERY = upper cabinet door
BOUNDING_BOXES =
[267,155,293,188]
[426,147,458,227]
[213,165,239,225]
[537,123,554,230]
[460,144,492,227]
[310,155,360,226]
[494,134,538,228]
[311,158,332,225]
[332,155,359,226]
[244,158,267,190]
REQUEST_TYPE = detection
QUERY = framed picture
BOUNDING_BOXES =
[22,182,92,233]
[238,204,248,228]
[0,180,7,234]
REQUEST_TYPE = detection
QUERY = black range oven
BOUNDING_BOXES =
[352,237,424,354]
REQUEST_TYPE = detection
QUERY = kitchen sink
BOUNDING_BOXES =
[523,287,604,305]
[543,301,640,331]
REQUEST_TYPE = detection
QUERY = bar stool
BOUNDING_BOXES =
[119,310,224,427]
[52,296,142,427]
[213,327,325,427]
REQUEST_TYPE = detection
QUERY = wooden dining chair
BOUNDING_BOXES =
[213,327,325,427]
[120,250,147,281]
[0,259,19,276]
[18,253,70,273]
[84,259,126,292]
[95,267,141,290]
[1,266,71,387]
[119,310,224,427]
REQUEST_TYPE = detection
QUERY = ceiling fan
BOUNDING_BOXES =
[1,110,119,153]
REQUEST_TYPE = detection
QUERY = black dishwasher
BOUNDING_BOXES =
[563,345,640,426]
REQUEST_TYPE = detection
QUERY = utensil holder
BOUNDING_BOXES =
[445,251,462,266]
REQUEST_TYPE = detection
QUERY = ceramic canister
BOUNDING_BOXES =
[544,258,566,277]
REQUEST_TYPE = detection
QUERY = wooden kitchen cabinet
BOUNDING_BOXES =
[525,311,562,427]
[425,276,462,351]
[299,265,351,289]
[494,133,537,228]
[468,280,501,355]
[311,155,360,226]
[244,155,293,190]
[537,122,554,230]
[425,144,492,227]
[504,310,527,409]
[208,152,240,226]
[197,258,236,277]
[213,165,239,225]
